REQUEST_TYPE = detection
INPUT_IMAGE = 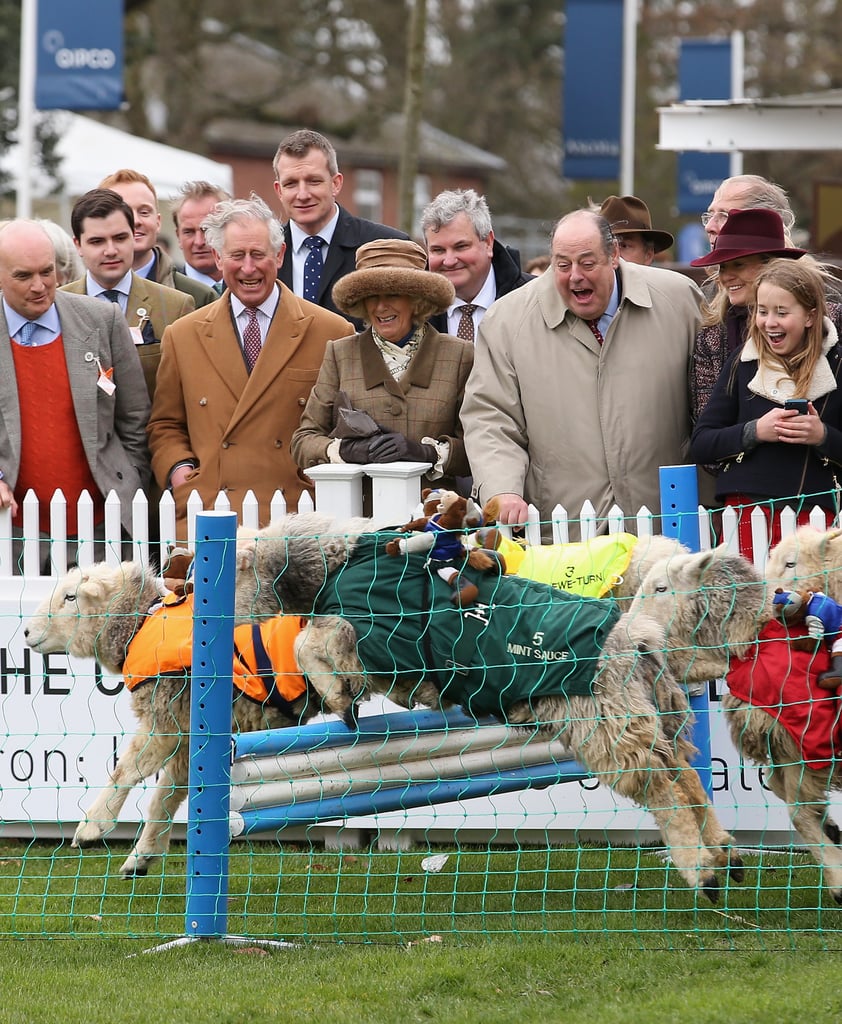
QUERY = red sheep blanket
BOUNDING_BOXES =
[726,620,842,769]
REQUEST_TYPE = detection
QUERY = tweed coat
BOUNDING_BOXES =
[461,261,702,536]
[279,206,409,327]
[62,272,194,401]
[290,324,474,483]
[0,291,151,531]
[148,283,352,537]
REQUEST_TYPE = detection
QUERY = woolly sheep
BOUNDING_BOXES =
[24,561,316,878]
[631,544,842,902]
[235,512,742,900]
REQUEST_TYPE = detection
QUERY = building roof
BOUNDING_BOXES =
[207,113,506,174]
[658,90,842,153]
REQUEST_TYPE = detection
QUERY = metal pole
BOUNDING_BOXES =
[659,465,713,796]
[619,0,638,195]
[729,30,745,177]
[184,510,237,939]
[17,0,37,218]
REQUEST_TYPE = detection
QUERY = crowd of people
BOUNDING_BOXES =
[0,126,836,563]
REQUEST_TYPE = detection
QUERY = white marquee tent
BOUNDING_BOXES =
[4,110,233,203]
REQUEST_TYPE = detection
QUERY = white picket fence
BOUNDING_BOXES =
[0,462,832,577]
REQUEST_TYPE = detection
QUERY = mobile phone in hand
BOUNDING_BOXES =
[784,399,809,415]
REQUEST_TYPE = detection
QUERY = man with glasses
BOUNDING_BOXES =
[702,175,796,248]
[147,194,352,540]
[461,209,703,539]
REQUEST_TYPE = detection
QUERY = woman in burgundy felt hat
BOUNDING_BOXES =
[689,207,809,422]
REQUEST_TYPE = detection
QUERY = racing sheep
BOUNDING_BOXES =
[24,561,317,878]
[631,544,842,902]
[234,512,742,901]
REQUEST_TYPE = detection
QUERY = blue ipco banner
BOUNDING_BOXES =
[36,0,124,111]
[562,0,623,180]
[677,39,731,215]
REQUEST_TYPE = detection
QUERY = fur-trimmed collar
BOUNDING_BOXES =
[740,315,839,403]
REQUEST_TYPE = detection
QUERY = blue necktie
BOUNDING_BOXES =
[18,321,38,346]
[302,236,326,302]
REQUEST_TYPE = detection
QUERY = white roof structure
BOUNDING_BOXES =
[5,111,234,200]
[658,90,842,153]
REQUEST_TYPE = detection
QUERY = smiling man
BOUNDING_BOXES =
[62,188,195,400]
[99,169,217,309]
[422,189,532,342]
[460,209,703,539]
[147,194,352,540]
[273,129,408,327]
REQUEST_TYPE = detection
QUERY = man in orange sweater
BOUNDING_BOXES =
[0,220,150,571]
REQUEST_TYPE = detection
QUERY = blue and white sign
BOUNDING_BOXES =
[677,39,731,215]
[36,0,124,111]
[562,0,624,180]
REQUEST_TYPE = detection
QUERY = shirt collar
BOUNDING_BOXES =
[445,265,496,317]
[183,263,220,287]
[290,206,339,254]
[86,270,133,298]
[3,299,60,337]
[135,252,155,279]
[230,282,281,319]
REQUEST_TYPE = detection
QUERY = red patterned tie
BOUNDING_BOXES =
[456,303,477,342]
[243,307,262,371]
[586,318,605,345]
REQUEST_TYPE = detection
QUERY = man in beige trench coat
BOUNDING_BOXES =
[460,209,702,539]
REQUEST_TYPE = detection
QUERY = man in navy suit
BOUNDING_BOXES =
[273,129,408,328]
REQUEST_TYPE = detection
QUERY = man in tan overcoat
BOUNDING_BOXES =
[147,195,351,541]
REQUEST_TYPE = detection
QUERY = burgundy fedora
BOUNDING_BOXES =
[691,208,806,267]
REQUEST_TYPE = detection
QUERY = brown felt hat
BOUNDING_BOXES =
[599,195,674,253]
[332,239,455,320]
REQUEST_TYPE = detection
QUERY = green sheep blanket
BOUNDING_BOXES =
[315,532,621,719]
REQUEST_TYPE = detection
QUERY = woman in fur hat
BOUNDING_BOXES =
[290,239,474,491]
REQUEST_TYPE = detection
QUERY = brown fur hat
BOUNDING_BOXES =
[332,239,455,322]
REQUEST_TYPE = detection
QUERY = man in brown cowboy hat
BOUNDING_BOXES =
[599,195,674,266]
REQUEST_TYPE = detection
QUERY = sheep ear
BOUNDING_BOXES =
[237,540,257,572]
[75,573,106,609]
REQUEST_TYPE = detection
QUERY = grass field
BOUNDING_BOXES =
[2,840,842,1022]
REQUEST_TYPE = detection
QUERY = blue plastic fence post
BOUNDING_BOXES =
[659,465,713,797]
[184,511,237,939]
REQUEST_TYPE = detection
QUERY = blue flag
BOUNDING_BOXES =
[562,0,624,180]
[36,0,124,111]
[677,39,732,215]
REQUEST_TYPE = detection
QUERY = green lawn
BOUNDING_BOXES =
[1,840,841,1022]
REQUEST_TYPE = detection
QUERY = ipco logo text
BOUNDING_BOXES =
[55,48,116,69]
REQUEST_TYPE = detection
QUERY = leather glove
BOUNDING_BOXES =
[339,436,375,464]
[367,432,436,464]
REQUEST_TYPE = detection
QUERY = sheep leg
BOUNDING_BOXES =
[295,616,369,725]
[619,765,719,900]
[119,748,189,878]
[73,731,179,848]
[768,764,842,902]
[675,761,744,883]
